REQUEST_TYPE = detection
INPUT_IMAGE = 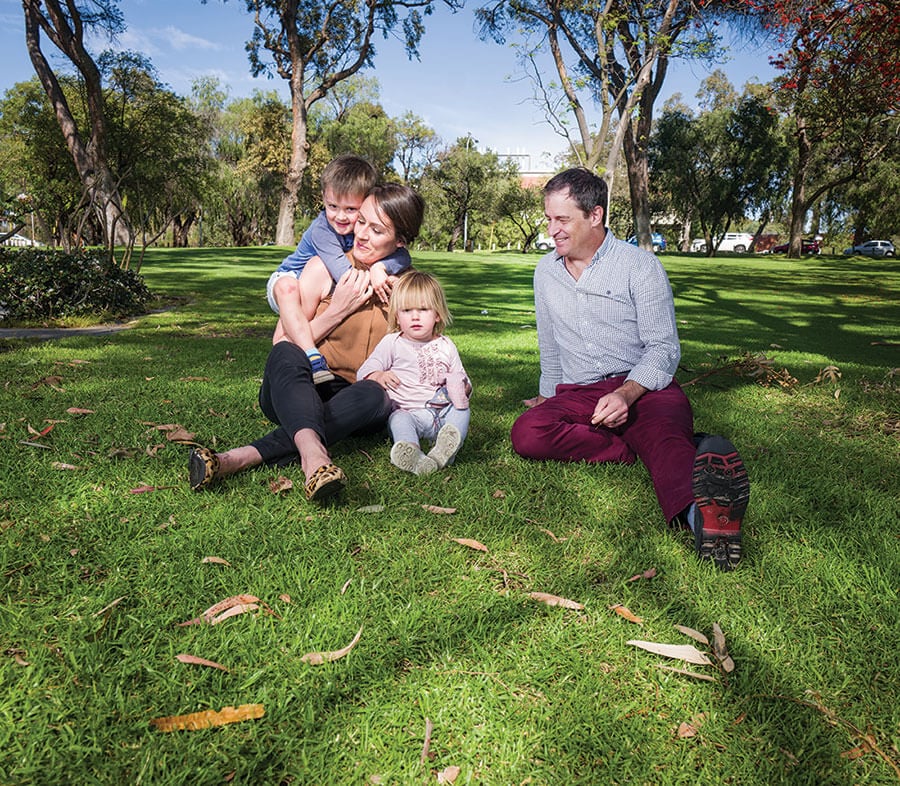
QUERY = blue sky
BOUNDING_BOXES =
[0,0,776,168]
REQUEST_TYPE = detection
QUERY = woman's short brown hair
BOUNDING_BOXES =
[368,184,425,247]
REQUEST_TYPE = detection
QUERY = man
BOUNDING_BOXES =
[511,168,749,570]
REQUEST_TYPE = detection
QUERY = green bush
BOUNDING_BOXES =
[0,246,152,323]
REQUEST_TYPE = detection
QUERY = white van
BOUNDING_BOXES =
[691,232,755,253]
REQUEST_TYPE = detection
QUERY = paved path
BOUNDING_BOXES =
[0,323,132,340]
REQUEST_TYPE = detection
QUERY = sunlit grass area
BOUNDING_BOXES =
[1,248,898,784]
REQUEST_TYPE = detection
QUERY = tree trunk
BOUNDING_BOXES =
[622,119,652,246]
[275,73,310,246]
[788,115,812,258]
[22,0,132,253]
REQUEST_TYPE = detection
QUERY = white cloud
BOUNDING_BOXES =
[161,26,220,52]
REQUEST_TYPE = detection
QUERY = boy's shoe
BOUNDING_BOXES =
[692,435,749,571]
[307,351,334,384]
[427,424,462,469]
[390,441,438,475]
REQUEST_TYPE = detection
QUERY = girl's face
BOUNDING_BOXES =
[397,306,438,343]
[353,195,401,267]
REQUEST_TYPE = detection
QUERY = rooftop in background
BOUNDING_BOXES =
[496,151,556,189]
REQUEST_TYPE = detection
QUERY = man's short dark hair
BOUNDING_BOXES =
[544,168,608,217]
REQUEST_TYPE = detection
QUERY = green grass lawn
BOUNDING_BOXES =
[1,248,898,785]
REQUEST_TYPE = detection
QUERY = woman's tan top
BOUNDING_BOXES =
[316,259,404,383]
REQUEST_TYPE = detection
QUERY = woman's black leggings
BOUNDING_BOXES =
[251,342,391,466]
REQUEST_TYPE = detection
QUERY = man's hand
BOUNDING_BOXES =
[365,369,401,391]
[590,380,647,428]
[523,394,546,409]
[329,267,373,318]
[369,263,393,304]
[590,391,629,428]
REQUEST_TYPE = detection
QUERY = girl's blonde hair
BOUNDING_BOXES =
[388,270,452,335]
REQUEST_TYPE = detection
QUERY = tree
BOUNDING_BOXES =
[210,0,462,246]
[476,0,733,250]
[21,0,132,253]
[101,53,214,261]
[419,136,514,251]
[0,77,81,246]
[650,92,789,256]
[743,0,900,255]
[392,111,440,185]
[208,91,290,246]
[494,179,545,253]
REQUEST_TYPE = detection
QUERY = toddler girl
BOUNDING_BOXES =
[358,271,470,475]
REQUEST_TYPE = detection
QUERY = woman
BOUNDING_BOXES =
[189,183,426,502]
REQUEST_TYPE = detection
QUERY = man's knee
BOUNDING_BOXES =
[510,412,544,459]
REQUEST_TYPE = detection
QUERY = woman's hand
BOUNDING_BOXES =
[330,267,374,318]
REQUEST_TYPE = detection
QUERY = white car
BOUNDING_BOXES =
[843,240,895,258]
[1,233,42,247]
[534,233,554,251]
[691,232,755,254]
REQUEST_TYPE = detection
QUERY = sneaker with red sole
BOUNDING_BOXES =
[692,435,749,571]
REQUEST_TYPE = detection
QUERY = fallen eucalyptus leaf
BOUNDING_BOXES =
[627,640,713,665]
[656,665,717,682]
[201,556,232,566]
[210,603,259,625]
[529,592,584,610]
[626,567,657,582]
[176,653,229,672]
[609,603,643,624]
[150,703,263,732]
[437,766,460,784]
[674,624,710,646]
[423,504,456,515]
[176,594,260,627]
[301,626,363,665]
[356,504,385,513]
[711,622,735,672]
[451,537,488,552]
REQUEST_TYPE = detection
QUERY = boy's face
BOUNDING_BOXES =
[323,187,364,236]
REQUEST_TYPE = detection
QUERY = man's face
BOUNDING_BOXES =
[543,188,604,261]
[323,187,364,236]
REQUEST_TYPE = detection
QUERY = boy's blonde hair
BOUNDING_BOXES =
[388,271,452,336]
[321,154,378,199]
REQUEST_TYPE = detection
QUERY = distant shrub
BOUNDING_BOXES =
[0,247,152,323]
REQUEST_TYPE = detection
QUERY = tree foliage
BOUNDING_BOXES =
[476,0,736,249]
[650,91,789,255]
[741,0,900,254]
[209,0,461,246]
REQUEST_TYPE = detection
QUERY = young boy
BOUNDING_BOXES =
[266,154,411,383]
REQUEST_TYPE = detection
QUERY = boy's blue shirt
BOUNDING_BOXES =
[276,211,411,280]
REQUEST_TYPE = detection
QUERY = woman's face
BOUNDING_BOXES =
[353,195,401,267]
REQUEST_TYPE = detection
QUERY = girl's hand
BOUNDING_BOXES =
[366,370,401,391]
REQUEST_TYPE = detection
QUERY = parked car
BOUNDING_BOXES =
[843,240,895,258]
[771,238,821,255]
[626,232,667,253]
[534,233,554,251]
[690,232,755,253]
[1,233,42,247]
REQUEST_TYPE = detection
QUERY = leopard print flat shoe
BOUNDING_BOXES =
[304,463,347,502]
[189,446,220,491]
